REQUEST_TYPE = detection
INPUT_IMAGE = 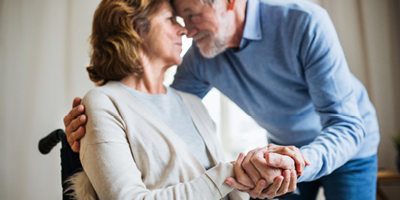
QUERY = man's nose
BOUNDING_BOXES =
[185,24,198,38]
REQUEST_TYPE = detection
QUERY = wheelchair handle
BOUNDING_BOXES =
[38,129,64,154]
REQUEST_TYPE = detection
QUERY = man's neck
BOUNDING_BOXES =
[226,0,247,48]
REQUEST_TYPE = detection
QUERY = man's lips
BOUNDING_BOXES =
[195,35,208,44]
[193,31,210,43]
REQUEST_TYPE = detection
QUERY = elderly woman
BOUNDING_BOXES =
[67,0,296,199]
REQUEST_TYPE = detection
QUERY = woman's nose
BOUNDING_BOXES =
[179,26,187,36]
[177,24,188,36]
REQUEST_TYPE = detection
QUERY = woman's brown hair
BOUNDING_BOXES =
[87,0,167,86]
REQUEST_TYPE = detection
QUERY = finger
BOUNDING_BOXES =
[283,146,304,174]
[235,153,255,188]
[225,177,252,191]
[292,147,305,175]
[276,170,291,196]
[67,126,85,152]
[302,154,311,166]
[250,148,276,184]
[267,144,306,174]
[260,175,284,199]
[242,148,262,185]
[65,114,87,138]
[248,179,266,199]
[72,97,82,108]
[288,170,298,192]
[63,104,85,127]
[265,153,295,170]
[250,148,268,167]
[71,141,81,153]
[258,146,269,154]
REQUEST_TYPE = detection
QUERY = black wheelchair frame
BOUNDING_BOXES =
[39,129,82,200]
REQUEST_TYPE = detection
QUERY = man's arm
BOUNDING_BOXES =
[171,44,212,99]
[240,8,366,184]
[63,97,87,152]
[295,8,366,182]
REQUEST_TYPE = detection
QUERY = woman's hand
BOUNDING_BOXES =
[226,170,297,199]
[226,152,298,199]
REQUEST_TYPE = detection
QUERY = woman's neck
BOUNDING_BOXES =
[120,60,168,94]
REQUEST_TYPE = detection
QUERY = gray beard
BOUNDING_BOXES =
[193,23,230,58]
[197,33,227,58]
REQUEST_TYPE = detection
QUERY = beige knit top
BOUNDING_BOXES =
[75,81,249,200]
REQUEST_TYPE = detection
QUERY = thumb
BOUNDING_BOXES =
[265,153,295,170]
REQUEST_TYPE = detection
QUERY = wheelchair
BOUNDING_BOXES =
[38,129,300,200]
[38,129,82,200]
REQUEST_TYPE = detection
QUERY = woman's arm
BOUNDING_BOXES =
[80,89,248,200]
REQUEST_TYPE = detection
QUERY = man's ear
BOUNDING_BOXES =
[227,0,236,10]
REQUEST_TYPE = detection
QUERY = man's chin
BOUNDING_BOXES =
[197,43,225,58]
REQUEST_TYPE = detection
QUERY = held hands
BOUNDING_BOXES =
[63,97,87,152]
[225,145,310,199]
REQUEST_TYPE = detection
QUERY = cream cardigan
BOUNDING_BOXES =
[70,81,249,200]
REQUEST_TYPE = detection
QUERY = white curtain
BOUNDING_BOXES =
[0,0,100,199]
[0,0,399,199]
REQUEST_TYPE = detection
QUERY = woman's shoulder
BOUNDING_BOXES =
[82,81,124,109]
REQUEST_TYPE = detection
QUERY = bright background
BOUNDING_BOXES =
[1,0,399,199]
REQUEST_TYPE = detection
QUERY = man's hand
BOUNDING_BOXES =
[226,152,298,199]
[264,144,311,176]
[63,97,87,152]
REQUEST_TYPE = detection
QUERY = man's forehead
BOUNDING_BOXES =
[172,0,204,11]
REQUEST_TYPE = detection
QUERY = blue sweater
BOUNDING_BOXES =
[171,0,380,182]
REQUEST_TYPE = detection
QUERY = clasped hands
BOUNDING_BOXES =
[225,145,310,199]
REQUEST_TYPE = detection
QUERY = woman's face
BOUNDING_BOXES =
[143,2,187,67]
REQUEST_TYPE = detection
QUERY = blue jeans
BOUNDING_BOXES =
[285,154,378,200]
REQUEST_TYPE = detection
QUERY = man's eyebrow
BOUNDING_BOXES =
[183,8,193,13]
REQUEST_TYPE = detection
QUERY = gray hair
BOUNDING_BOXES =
[171,0,220,9]
[199,0,217,5]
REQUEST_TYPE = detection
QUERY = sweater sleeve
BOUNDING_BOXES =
[296,9,366,182]
[80,89,240,200]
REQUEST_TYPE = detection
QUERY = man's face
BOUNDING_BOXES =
[173,0,232,58]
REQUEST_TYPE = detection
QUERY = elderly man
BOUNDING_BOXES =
[64,0,380,199]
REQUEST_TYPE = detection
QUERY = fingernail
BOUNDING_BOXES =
[268,153,275,164]
[225,181,231,185]
[78,105,83,111]
[285,171,290,178]
[291,170,297,177]
[80,115,85,121]
[260,180,265,186]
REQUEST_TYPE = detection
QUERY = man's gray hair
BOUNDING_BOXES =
[199,0,217,5]
[171,0,219,8]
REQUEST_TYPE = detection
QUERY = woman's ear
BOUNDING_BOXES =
[227,0,236,10]
[139,50,150,68]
